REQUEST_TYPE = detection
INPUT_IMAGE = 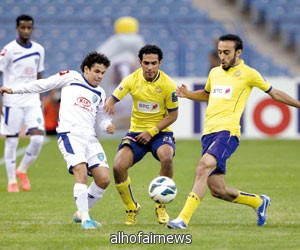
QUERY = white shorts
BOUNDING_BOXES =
[0,106,45,136]
[57,132,109,175]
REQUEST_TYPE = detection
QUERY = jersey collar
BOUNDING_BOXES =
[223,59,244,73]
[81,74,98,88]
[143,71,161,83]
[16,39,32,49]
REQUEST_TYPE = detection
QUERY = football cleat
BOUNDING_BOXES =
[81,219,100,230]
[73,211,102,227]
[167,218,187,229]
[125,203,141,225]
[16,170,31,191]
[256,194,271,226]
[73,211,82,223]
[7,183,19,193]
[155,204,169,224]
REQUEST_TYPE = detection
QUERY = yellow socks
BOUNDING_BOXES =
[232,191,262,209]
[115,176,137,211]
[178,192,201,225]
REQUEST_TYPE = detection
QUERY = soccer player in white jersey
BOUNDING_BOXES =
[0,15,45,192]
[0,51,116,230]
[167,34,300,230]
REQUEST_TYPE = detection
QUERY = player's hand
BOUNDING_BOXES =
[104,98,115,115]
[106,124,116,134]
[176,84,189,98]
[0,87,13,95]
[135,131,152,145]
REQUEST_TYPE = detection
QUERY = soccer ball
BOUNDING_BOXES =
[148,176,177,204]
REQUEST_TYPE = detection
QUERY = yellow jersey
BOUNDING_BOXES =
[204,60,272,137]
[112,68,178,132]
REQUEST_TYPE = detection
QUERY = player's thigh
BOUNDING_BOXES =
[0,106,24,135]
[151,132,176,161]
[57,132,87,172]
[114,145,134,169]
[86,137,109,170]
[24,106,45,133]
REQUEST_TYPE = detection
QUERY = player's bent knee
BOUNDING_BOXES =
[96,176,110,189]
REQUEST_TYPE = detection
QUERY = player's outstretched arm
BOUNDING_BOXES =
[268,88,300,108]
[176,84,209,102]
[0,87,12,95]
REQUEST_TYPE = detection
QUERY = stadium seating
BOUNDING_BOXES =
[236,0,300,63]
[0,0,293,77]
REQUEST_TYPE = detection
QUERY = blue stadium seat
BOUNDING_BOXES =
[0,0,292,77]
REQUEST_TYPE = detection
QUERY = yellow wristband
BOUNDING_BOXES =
[147,127,159,137]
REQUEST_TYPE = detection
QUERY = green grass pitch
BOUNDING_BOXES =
[0,137,299,250]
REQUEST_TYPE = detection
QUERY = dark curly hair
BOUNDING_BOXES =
[16,14,34,26]
[80,51,110,72]
[138,44,163,61]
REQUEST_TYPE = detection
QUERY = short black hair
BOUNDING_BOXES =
[80,51,110,72]
[16,14,34,26]
[138,44,163,61]
[219,34,243,51]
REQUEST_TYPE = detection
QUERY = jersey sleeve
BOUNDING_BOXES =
[165,79,178,111]
[0,46,9,72]
[95,90,113,136]
[111,76,131,101]
[250,69,272,92]
[38,45,45,73]
[204,73,212,93]
[13,70,73,94]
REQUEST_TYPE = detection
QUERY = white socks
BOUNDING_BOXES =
[74,183,90,222]
[4,137,19,183]
[87,181,106,209]
[18,135,44,173]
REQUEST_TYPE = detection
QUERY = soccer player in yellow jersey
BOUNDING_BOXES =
[167,34,300,229]
[104,44,178,225]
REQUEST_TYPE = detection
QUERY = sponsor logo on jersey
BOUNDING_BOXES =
[23,67,34,75]
[74,97,92,111]
[59,70,70,76]
[92,95,98,103]
[137,101,160,113]
[211,86,232,99]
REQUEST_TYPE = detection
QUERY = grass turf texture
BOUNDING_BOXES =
[0,137,299,250]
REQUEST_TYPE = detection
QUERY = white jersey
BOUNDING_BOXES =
[0,39,45,107]
[12,70,112,137]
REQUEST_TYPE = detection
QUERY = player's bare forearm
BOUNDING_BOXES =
[187,90,209,102]
[176,84,209,102]
[269,88,300,108]
[156,109,178,131]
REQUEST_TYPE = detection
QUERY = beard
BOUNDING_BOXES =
[222,55,237,71]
